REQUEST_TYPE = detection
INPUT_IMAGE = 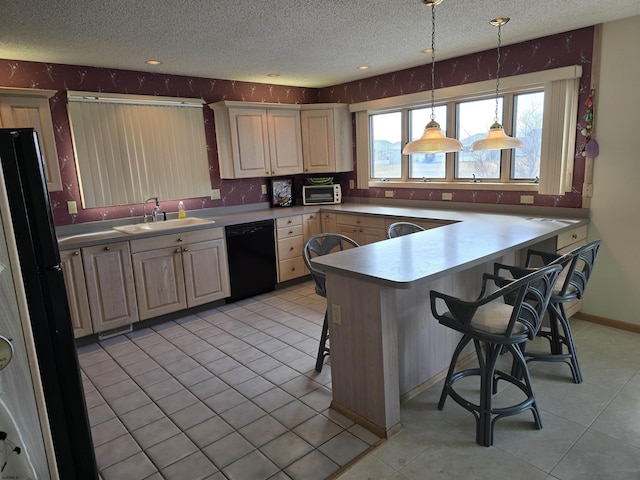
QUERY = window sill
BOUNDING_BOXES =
[368,181,539,192]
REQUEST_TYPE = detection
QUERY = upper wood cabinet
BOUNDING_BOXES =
[300,104,353,174]
[0,88,62,191]
[210,101,303,178]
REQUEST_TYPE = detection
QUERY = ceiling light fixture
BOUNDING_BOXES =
[403,0,462,155]
[145,60,162,66]
[470,17,523,151]
[358,66,370,71]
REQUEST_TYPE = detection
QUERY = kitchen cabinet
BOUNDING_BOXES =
[300,104,353,174]
[276,215,306,282]
[321,212,337,233]
[210,101,303,178]
[303,213,321,240]
[335,213,386,245]
[0,88,62,191]
[130,228,230,320]
[60,249,93,338]
[82,241,139,333]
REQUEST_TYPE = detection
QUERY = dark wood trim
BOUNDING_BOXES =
[574,312,640,334]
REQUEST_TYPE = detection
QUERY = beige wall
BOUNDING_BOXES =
[583,15,640,324]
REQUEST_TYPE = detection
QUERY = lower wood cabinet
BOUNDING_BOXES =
[82,241,139,334]
[60,249,93,338]
[276,215,306,282]
[335,213,387,245]
[131,228,230,320]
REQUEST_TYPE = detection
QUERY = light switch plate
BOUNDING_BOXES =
[442,193,453,201]
[349,179,355,189]
[210,189,221,200]
[331,304,342,325]
[67,200,78,214]
[520,195,534,204]
[385,190,394,198]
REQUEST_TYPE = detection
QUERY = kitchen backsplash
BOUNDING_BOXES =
[0,26,593,226]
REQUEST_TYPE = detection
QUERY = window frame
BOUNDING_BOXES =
[352,65,582,194]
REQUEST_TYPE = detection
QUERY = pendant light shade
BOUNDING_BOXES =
[402,0,462,155]
[470,17,522,151]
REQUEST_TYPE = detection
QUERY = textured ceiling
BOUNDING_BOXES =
[1,0,639,88]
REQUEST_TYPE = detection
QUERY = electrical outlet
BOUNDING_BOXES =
[349,179,355,189]
[331,304,342,325]
[583,183,593,197]
[261,184,267,195]
[67,200,78,214]
[520,195,534,204]
[210,189,221,200]
[442,192,453,201]
[385,190,394,198]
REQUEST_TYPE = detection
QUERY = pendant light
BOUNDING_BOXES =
[470,17,523,151]
[402,0,462,155]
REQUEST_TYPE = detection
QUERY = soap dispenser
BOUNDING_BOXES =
[178,201,186,219]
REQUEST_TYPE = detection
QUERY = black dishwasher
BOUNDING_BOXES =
[225,219,277,302]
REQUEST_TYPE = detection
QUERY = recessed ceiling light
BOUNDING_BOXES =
[267,73,280,78]
[358,66,370,70]
[145,60,162,65]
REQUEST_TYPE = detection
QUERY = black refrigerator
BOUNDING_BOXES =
[0,128,98,479]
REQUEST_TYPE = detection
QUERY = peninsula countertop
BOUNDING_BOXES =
[310,210,586,288]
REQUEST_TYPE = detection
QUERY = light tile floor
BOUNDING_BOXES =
[79,281,381,480]
[336,317,640,480]
[80,280,640,480]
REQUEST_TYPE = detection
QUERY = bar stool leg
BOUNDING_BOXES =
[315,311,330,372]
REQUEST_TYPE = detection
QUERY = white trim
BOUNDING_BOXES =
[67,90,204,107]
[350,65,582,113]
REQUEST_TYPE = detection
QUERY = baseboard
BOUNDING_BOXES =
[574,311,640,334]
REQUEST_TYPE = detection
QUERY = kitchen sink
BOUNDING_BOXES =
[113,217,214,234]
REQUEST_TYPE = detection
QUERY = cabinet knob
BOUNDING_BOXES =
[359,228,363,232]
[572,233,578,239]
[177,238,183,242]
[175,248,181,253]
[73,250,80,256]
[183,247,189,252]
[104,246,110,251]
[356,219,361,224]
[288,219,292,224]
[291,267,296,271]
[289,247,294,251]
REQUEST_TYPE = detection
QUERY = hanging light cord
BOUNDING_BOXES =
[493,22,502,124]
[429,3,436,122]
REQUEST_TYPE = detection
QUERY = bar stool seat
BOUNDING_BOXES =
[431,264,562,446]
[302,233,359,372]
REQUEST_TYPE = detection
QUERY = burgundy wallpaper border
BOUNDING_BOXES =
[0,26,594,226]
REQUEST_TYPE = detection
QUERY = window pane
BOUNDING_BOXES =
[512,91,544,179]
[408,106,446,179]
[371,112,401,179]
[456,98,502,179]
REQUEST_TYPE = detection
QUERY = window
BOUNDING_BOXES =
[67,91,212,208]
[351,66,581,195]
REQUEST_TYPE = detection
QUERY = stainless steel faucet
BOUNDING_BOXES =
[143,197,160,222]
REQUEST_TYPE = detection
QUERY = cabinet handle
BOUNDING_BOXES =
[289,247,294,251]
[175,248,181,253]
[104,246,110,251]
[289,230,293,234]
[288,219,292,224]
[73,250,80,256]
[291,267,296,271]
[572,233,578,239]
[177,238,183,242]
[183,247,189,252]
[356,219,361,224]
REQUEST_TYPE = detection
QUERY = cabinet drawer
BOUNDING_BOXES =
[130,227,223,253]
[278,235,303,261]
[276,215,302,229]
[279,256,306,282]
[336,213,385,229]
[557,225,587,251]
[277,225,303,239]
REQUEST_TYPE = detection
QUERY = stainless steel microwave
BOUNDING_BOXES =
[302,184,342,205]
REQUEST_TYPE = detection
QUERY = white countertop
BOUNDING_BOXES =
[310,211,586,288]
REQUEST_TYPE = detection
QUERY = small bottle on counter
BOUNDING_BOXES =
[178,201,186,219]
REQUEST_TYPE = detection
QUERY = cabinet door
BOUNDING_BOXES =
[303,213,321,241]
[301,109,335,173]
[229,107,270,177]
[268,110,303,175]
[182,239,230,307]
[321,212,337,233]
[0,95,62,191]
[132,247,187,320]
[82,242,139,333]
[60,249,93,338]
[360,226,387,245]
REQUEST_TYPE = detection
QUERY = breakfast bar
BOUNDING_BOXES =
[310,211,587,438]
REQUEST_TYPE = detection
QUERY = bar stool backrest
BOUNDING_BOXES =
[387,222,425,239]
[302,234,359,298]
